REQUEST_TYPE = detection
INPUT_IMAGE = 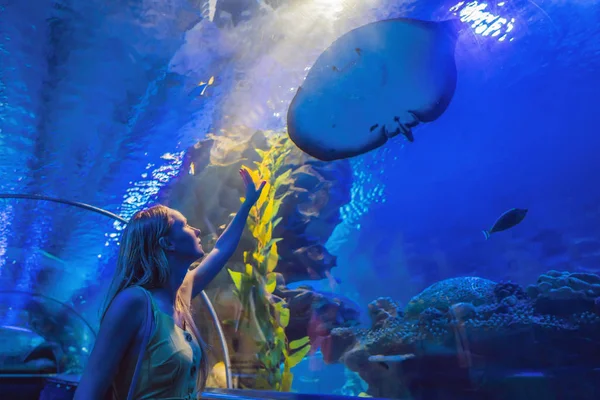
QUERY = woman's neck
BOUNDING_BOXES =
[152,266,187,303]
[165,256,192,291]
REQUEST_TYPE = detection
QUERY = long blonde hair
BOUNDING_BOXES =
[101,205,209,395]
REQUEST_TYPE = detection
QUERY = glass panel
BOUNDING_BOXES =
[0,291,95,375]
[0,197,120,333]
[0,197,228,384]
[162,1,600,398]
[1,0,599,398]
[0,196,116,377]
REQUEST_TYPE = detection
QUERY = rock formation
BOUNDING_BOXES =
[320,272,600,400]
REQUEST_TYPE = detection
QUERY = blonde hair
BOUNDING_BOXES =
[101,205,209,396]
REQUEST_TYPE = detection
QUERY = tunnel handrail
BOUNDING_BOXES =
[0,289,98,339]
[0,193,233,389]
[0,194,126,222]
[203,389,391,400]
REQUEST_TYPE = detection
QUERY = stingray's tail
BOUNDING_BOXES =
[482,230,491,240]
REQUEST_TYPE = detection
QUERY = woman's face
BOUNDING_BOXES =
[165,211,205,261]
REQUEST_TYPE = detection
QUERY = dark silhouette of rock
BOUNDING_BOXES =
[527,270,600,315]
[272,274,360,342]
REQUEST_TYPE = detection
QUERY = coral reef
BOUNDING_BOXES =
[526,270,600,315]
[368,297,403,329]
[321,272,600,400]
[404,277,497,318]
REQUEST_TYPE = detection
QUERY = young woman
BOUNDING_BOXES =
[74,167,265,400]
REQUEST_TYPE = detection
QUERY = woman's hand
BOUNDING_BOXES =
[186,167,267,298]
[239,167,266,206]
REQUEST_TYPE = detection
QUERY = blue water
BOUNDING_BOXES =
[0,0,599,399]
[329,0,600,304]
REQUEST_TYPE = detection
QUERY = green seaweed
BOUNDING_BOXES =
[227,134,310,391]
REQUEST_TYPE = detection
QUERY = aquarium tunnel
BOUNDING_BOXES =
[1,0,600,399]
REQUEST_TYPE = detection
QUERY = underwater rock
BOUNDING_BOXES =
[213,0,260,27]
[404,277,497,319]
[287,18,461,161]
[419,306,447,323]
[321,327,359,365]
[494,281,528,302]
[323,298,411,366]
[328,272,600,399]
[368,297,403,329]
[273,160,353,282]
[527,270,600,315]
[159,129,352,284]
[273,278,360,343]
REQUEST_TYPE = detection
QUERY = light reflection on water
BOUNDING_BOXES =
[104,150,185,250]
[450,1,516,42]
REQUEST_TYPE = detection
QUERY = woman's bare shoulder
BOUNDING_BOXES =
[111,287,148,308]
[73,287,147,399]
[101,287,149,334]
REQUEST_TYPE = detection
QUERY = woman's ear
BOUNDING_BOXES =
[158,237,174,251]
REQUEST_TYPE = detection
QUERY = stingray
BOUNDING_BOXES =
[287,18,462,161]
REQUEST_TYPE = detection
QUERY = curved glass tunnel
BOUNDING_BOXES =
[1,0,600,399]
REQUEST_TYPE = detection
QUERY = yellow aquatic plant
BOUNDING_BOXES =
[227,133,311,391]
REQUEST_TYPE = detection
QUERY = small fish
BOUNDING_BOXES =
[298,376,320,383]
[483,208,528,239]
[189,76,215,97]
[368,354,415,363]
[301,288,361,312]
[507,371,546,378]
[39,250,66,265]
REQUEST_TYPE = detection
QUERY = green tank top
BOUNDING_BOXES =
[113,288,202,400]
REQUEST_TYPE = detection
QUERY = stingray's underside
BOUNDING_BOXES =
[287,18,461,161]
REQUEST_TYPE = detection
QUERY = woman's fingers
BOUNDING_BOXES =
[239,168,250,186]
